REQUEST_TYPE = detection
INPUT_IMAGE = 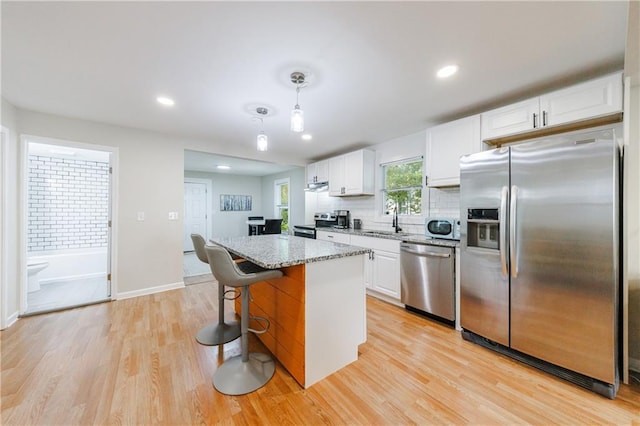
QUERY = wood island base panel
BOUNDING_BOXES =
[235,264,307,386]
[235,255,366,388]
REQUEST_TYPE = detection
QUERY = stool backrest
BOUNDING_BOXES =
[190,234,208,263]
[263,219,283,234]
[205,245,284,288]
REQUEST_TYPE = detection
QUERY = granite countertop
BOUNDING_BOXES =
[316,227,460,248]
[209,234,371,269]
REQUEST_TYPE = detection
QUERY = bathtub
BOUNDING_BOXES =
[27,247,108,284]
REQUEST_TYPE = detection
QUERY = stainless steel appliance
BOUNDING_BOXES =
[335,210,350,229]
[400,242,455,323]
[424,217,460,240]
[400,242,455,325]
[293,225,316,239]
[292,212,340,239]
[459,126,621,398]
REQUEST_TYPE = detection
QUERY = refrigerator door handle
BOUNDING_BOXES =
[500,185,509,277]
[510,185,519,278]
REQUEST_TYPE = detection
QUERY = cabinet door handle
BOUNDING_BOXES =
[532,113,538,128]
[542,110,547,127]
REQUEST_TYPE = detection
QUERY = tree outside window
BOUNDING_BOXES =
[274,178,289,231]
[382,159,422,215]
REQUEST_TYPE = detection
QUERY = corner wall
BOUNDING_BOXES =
[12,108,185,298]
[184,170,264,238]
[261,167,306,230]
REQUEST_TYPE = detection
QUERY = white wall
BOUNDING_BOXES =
[9,107,185,299]
[309,130,434,235]
[261,167,306,230]
[184,170,263,238]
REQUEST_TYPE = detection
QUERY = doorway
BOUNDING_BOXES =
[22,138,114,315]
[183,177,212,281]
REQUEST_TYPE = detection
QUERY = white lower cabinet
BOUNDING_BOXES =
[350,235,401,301]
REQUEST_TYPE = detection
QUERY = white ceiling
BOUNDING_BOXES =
[184,149,298,176]
[1,1,629,171]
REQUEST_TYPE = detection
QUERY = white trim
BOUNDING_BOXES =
[19,134,120,311]
[184,177,213,241]
[5,311,19,329]
[117,281,185,300]
[273,177,290,220]
[0,127,8,329]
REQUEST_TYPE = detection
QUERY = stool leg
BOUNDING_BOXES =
[212,286,275,395]
[195,281,241,346]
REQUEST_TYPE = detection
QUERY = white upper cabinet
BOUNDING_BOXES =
[481,72,623,141]
[329,149,375,196]
[426,114,482,187]
[539,73,623,127]
[481,98,540,140]
[306,159,329,184]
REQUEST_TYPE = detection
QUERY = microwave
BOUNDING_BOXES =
[425,217,460,240]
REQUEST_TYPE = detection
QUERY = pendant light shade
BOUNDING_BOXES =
[255,107,269,151]
[290,106,304,132]
[257,131,268,151]
[290,72,306,133]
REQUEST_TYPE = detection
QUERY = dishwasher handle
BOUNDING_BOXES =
[400,245,451,258]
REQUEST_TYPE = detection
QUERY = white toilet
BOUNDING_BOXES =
[27,260,49,292]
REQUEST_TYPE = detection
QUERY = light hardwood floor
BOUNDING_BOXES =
[2,280,639,425]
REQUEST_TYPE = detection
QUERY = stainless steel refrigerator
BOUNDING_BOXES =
[459,125,621,399]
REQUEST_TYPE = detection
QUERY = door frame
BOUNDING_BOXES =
[19,134,119,313]
[184,177,212,245]
[0,127,8,328]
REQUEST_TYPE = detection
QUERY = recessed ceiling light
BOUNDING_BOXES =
[301,134,313,141]
[156,96,175,106]
[437,65,459,78]
[216,165,231,170]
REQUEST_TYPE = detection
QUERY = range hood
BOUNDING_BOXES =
[305,181,329,192]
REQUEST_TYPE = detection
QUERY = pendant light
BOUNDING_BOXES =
[256,107,268,151]
[290,72,305,132]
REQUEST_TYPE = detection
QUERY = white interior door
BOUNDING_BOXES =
[184,181,209,251]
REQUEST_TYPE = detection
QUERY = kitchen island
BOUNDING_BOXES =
[209,234,370,388]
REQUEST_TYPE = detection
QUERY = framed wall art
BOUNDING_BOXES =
[220,194,252,211]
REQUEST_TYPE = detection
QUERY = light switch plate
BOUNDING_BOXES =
[137,212,145,221]
[168,212,179,220]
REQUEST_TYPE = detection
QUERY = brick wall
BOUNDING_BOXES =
[28,155,109,251]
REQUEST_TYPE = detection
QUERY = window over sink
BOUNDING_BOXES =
[381,157,423,216]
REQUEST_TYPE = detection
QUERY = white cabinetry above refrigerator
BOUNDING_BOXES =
[481,72,623,141]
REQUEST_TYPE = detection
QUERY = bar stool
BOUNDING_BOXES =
[190,234,241,346]
[204,245,283,395]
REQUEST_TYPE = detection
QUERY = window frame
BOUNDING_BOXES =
[380,156,424,217]
[273,177,290,231]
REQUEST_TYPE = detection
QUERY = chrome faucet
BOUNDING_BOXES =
[392,205,402,233]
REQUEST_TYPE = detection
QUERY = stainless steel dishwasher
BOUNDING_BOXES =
[400,242,455,322]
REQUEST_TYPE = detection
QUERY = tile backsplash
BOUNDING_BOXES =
[428,187,460,217]
[308,186,460,235]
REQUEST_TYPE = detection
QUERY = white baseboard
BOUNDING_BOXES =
[630,357,640,373]
[117,281,184,300]
[365,289,404,307]
[1,310,19,330]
